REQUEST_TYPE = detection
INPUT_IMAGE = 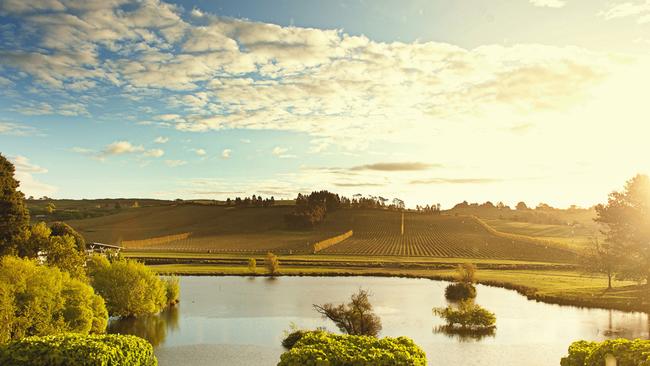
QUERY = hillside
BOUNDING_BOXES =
[65,204,576,262]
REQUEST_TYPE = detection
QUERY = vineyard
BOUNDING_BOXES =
[67,204,577,262]
[319,211,576,262]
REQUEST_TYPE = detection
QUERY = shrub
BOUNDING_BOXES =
[433,300,496,330]
[561,339,650,366]
[164,276,180,306]
[444,282,477,301]
[456,263,477,284]
[88,256,168,317]
[282,330,307,349]
[278,331,426,366]
[560,340,598,366]
[0,256,107,343]
[266,252,280,275]
[0,333,157,366]
[248,258,257,274]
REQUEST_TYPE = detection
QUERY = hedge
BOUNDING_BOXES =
[277,331,426,366]
[561,339,650,366]
[0,333,157,366]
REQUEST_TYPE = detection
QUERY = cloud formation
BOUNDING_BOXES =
[0,0,625,151]
[102,141,144,155]
[221,148,232,159]
[0,122,36,136]
[600,1,650,23]
[9,155,57,197]
[350,162,438,172]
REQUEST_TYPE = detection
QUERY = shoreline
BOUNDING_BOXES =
[152,266,650,314]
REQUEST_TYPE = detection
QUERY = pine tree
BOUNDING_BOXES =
[0,154,30,255]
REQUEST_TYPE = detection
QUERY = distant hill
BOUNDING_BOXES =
[59,202,576,263]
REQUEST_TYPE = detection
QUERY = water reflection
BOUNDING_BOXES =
[107,276,650,366]
[433,325,496,342]
[109,306,179,347]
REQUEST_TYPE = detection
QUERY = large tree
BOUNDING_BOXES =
[313,289,382,337]
[0,154,30,256]
[595,174,650,283]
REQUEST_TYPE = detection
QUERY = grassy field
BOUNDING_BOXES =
[67,204,576,262]
[483,219,600,250]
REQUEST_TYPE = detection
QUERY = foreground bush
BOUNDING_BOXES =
[0,256,107,343]
[282,330,307,349]
[0,333,157,366]
[561,338,650,366]
[88,256,170,317]
[444,282,477,301]
[433,300,496,330]
[277,331,426,366]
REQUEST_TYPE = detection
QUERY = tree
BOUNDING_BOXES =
[595,174,650,283]
[45,202,56,214]
[0,256,107,342]
[45,235,86,279]
[50,222,86,251]
[22,222,51,258]
[516,201,529,210]
[266,252,279,275]
[88,256,168,317]
[581,239,617,289]
[0,154,30,256]
[313,289,382,337]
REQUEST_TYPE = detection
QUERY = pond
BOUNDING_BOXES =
[108,276,649,366]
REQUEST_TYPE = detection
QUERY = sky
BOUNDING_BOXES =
[1,0,650,208]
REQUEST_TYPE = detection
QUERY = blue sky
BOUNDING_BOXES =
[1,0,649,207]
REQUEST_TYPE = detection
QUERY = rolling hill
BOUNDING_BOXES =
[64,203,577,263]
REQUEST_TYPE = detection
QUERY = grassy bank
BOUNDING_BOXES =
[147,262,648,313]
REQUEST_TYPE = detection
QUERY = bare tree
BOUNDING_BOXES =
[313,289,382,337]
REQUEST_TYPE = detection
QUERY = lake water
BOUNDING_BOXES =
[108,276,649,366]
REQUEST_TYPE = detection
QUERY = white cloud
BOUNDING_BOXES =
[8,156,57,197]
[165,159,187,167]
[193,148,207,156]
[154,136,169,144]
[600,1,650,23]
[0,122,37,136]
[530,0,566,8]
[221,148,231,158]
[143,148,165,158]
[102,141,145,155]
[271,146,296,159]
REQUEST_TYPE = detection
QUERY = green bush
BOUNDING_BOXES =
[277,331,426,366]
[433,300,496,329]
[88,256,169,317]
[561,339,650,366]
[164,276,180,306]
[0,333,157,366]
[0,256,107,343]
[444,282,477,301]
[282,330,306,349]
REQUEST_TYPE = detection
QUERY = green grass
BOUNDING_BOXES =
[483,219,600,250]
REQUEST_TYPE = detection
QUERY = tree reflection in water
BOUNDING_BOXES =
[108,306,180,347]
[433,324,496,342]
